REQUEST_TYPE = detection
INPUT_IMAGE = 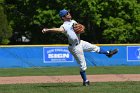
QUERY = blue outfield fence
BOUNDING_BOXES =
[0,44,140,68]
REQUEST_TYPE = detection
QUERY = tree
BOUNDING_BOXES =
[0,2,12,44]
[4,0,140,44]
[77,0,140,43]
[101,0,140,43]
[5,0,67,44]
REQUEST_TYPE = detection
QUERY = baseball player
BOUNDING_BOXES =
[42,9,118,86]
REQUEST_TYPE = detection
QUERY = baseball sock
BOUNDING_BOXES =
[80,71,87,82]
[99,48,109,54]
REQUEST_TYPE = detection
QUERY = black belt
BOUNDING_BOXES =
[69,43,79,46]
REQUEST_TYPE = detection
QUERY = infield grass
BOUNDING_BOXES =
[0,82,140,93]
[0,66,140,76]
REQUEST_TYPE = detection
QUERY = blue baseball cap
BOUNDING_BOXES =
[59,9,68,17]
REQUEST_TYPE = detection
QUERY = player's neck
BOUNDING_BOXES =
[64,18,71,22]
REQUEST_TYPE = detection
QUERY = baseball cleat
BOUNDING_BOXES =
[83,80,90,86]
[106,48,119,58]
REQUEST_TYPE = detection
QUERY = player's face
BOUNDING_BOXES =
[62,12,72,21]
[65,12,71,18]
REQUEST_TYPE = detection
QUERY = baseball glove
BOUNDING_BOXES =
[73,23,85,34]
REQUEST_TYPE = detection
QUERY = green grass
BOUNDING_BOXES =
[0,82,140,93]
[0,66,140,76]
[0,66,140,93]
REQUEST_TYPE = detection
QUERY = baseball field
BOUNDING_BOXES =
[0,66,140,93]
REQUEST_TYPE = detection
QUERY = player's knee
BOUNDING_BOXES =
[80,67,87,72]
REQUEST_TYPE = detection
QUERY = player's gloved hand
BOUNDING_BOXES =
[42,28,48,33]
[73,23,85,34]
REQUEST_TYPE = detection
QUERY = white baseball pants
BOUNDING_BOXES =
[68,40,100,71]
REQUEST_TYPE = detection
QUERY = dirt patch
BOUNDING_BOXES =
[0,74,140,84]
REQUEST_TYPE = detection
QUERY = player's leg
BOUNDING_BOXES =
[68,44,87,71]
[80,71,90,86]
[81,40,118,57]
[68,44,90,86]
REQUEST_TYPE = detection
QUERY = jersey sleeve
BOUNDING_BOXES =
[60,24,70,33]
[59,25,65,33]
[60,20,77,33]
[72,20,78,24]
[60,25,63,28]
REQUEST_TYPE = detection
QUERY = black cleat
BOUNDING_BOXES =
[83,80,90,86]
[106,48,119,58]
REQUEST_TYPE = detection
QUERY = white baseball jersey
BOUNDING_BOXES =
[60,20,100,71]
[60,20,80,45]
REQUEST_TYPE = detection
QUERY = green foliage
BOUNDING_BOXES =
[0,4,12,44]
[4,0,140,44]
[98,0,140,43]
[5,0,67,44]
[78,0,140,43]
[0,0,4,3]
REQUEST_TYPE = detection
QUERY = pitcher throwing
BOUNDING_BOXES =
[42,9,118,86]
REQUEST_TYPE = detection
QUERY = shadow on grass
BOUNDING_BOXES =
[38,83,82,88]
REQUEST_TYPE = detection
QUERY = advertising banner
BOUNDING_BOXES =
[127,46,140,61]
[43,47,74,63]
